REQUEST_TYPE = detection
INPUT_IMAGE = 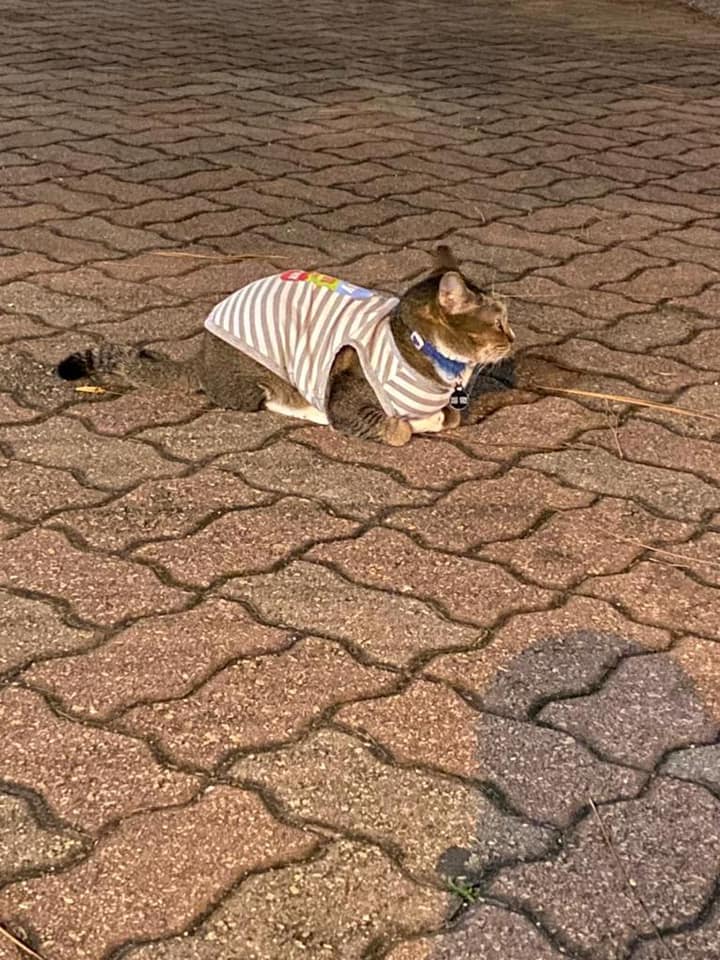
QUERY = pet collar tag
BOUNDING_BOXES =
[450,383,469,411]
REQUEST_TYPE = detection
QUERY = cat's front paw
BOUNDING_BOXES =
[442,406,462,431]
[383,417,412,446]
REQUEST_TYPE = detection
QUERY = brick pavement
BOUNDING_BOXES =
[1,0,720,957]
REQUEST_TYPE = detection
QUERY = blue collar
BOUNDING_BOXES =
[410,331,467,381]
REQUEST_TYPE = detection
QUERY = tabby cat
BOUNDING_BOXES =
[57,246,514,446]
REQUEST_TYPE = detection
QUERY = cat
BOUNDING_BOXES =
[56,246,514,446]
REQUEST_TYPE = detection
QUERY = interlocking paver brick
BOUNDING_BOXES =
[659,327,720,373]
[294,428,493,488]
[604,262,718,302]
[387,468,594,552]
[459,396,606,462]
[384,903,575,960]
[0,278,115,327]
[522,447,720,520]
[662,743,720,793]
[25,598,291,720]
[0,590,95,675]
[137,409,290,460]
[337,681,644,827]
[2,417,184,488]
[631,902,720,960]
[480,497,691,589]
[55,468,272,551]
[0,686,199,832]
[531,337,712,394]
[0,787,317,960]
[0,791,85,884]
[490,779,720,960]
[230,729,554,878]
[217,442,432,520]
[124,840,447,960]
[0,458,107,521]
[539,248,666,289]
[540,652,719,769]
[0,528,189,625]
[582,418,720,485]
[134,498,357,587]
[672,636,720,721]
[119,637,396,767]
[582,562,720,640]
[66,389,210,436]
[427,596,671,718]
[590,305,709,351]
[222,560,480,666]
[306,528,554,626]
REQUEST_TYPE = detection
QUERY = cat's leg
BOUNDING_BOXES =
[410,406,462,435]
[326,347,411,446]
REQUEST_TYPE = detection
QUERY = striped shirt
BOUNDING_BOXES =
[204,270,454,419]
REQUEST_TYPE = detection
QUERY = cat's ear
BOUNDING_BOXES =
[438,272,475,315]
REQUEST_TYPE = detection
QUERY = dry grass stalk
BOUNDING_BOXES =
[150,251,290,261]
[589,799,677,960]
[530,384,720,424]
[0,924,48,960]
[611,537,720,572]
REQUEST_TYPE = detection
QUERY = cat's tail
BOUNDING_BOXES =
[432,244,461,273]
[56,342,134,380]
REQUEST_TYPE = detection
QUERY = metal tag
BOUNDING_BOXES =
[449,385,469,410]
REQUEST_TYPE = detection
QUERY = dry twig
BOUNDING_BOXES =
[0,924,48,960]
[610,537,720,572]
[589,799,677,960]
[529,384,720,424]
[150,251,289,261]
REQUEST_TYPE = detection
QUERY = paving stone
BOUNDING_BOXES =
[671,635,720,721]
[135,498,357,587]
[0,791,85,885]
[427,595,671,718]
[661,743,720,793]
[582,562,720,640]
[66,389,210,436]
[137,409,290,460]
[531,338,711,394]
[119,637,396,768]
[56,468,273,551]
[490,779,720,960]
[460,396,607,462]
[0,278,115,327]
[230,729,554,878]
[672,283,720,320]
[582,418,720,487]
[0,251,66,283]
[306,528,553,627]
[539,248,666,289]
[591,306,708,352]
[0,786,317,960]
[498,274,651,322]
[25,598,292,720]
[386,468,594,552]
[480,497,691,589]
[0,686,199,833]
[522,447,720,521]
[604,262,718,303]
[2,417,184,489]
[631,900,720,960]
[0,528,188,625]
[384,903,574,960]
[38,265,180,313]
[540,652,719,769]
[222,560,481,666]
[124,839,446,960]
[660,327,720,373]
[294,428,493,488]
[338,681,644,827]
[0,589,95,676]
[216,442,432,520]
[0,458,107,522]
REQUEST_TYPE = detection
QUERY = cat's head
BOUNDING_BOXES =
[432,270,514,366]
